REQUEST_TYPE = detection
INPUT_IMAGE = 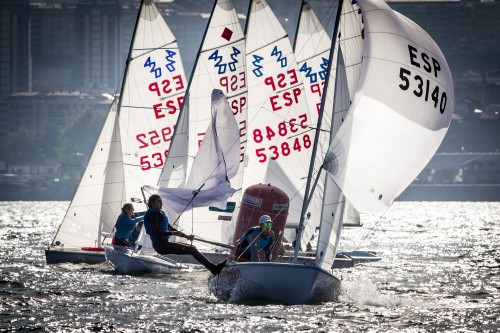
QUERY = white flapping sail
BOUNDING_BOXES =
[119,0,187,203]
[147,90,240,213]
[325,0,454,214]
[50,100,125,250]
[245,0,316,230]
[294,1,336,250]
[157,0,247,246]
[311,0,365,269]
[316,47,351,270]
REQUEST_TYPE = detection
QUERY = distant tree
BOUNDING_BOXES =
[58,109,105,180]
[3,125,61,166]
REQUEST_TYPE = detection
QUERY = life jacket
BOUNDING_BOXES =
[114,213,136,239]
[238,226,274,254]
[143,208,169,246]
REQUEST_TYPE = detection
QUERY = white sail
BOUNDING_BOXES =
[303,0,364,269]
[147,90,240,213]
[244,0,315,231]
[119,0,188,203]
[316,47,351,270]
[294,1,364,258]
[50,100,125,250]
[157,0,247,246]
[47,0,187,263]
[325,0,454,214]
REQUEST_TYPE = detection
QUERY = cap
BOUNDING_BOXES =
[259,215,272,224]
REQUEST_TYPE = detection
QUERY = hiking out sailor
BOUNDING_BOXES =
[143,194,226,275]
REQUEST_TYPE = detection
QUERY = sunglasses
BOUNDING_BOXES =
[261,221,273,227]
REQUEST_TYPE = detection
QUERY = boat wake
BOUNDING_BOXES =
[339,279,412,308]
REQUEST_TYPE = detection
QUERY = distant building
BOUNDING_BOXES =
[0,0,499,200]
[0,91,110,137]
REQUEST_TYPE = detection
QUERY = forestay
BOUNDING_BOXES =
[118,0,187,203]
[325,0,454,214]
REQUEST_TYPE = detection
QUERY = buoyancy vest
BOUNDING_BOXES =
[238,226,274,254]
[143,208,169,246]
[114,213,143,239]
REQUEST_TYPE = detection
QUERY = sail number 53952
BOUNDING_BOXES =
[398,67,447,114]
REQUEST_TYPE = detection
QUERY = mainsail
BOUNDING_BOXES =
[157,0,247,246]
[324,0,454,214]
[119,0,188,204]
[245,0,316,234]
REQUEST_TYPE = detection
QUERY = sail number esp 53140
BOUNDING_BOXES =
[398,45,447,114]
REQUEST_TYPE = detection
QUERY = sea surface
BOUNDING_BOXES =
[0,201,499,332]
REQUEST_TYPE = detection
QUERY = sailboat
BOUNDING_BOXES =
[104,0,248,273]
[209,0,453,304]
[106,89,240,274]
[45,0,188,265]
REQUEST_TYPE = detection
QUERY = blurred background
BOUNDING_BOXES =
[0,0,498,201]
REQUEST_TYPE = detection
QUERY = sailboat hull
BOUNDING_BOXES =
[45,248,106,265]
[103,245,191,275]
[208,262,341,305]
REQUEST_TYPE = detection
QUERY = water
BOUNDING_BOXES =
[1,201,499,332]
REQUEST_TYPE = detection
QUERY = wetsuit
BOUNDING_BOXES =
[143,208,224,274]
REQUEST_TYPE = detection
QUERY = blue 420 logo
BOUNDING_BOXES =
[144,49,177,78]
[208,47,241,75]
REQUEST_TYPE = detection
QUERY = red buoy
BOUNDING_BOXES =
[231,183,289,261]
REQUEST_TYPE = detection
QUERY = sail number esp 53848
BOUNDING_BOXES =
[398,45,447,114]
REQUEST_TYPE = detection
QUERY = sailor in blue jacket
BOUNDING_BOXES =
[235,215,276,262]
[143,194,226,275]
[113,203,145,248]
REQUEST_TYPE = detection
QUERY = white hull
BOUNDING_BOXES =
[104,245,192,275]
[208,262,341,305]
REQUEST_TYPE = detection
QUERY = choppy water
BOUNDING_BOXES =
[0,201,499,332]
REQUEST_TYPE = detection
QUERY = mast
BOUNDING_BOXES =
[292,1,307,52]
[243,0,253,35]
[116,0,146,115]
[293,0,345,264]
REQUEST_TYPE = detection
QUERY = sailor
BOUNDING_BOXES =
[235,215,276,262]
[143,194,226,275]
[113,203,145,249]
